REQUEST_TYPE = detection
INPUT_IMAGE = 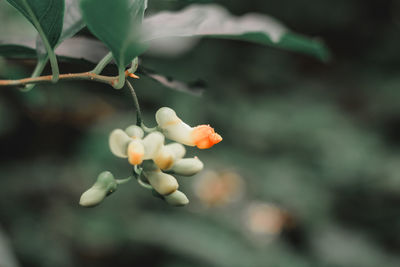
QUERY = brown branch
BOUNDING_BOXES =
[0,70,134,88]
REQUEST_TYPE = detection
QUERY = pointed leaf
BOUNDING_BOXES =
[6,0,64,48]
[37,0,85,54]
[30,0,85,90]
[142,4,330,61]
[0,44,37,59]
[6,0,64,80]
[0,44,94,65]
[80,0,147,68]
[0,37,107,63]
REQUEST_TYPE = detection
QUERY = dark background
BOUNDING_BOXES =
[1,0,400,266]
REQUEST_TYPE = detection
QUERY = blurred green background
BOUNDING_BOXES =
[2,0,400,266]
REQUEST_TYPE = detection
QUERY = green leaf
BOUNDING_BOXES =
[0,44,37,59]
[0,44,94,65]
[6,0,65,81]
[142,4,330,61]
[29,0,85,90]
[80,0,147,68]
[6,0,65,48]
[0,37,108,64]
[37,0,85,54]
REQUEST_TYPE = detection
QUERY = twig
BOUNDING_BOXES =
[0,70,133,88]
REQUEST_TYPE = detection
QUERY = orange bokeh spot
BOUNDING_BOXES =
[191,125,222,149]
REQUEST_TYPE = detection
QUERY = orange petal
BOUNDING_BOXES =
[191,125,222,149]
[129,153,143,165]
[210,133,223,144]
[127,141,144,165]
[154,153,174,170]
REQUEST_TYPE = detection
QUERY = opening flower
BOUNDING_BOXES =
[156,107,222,149]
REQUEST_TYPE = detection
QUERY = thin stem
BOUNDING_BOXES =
[23,56,49,91]
[0,71,132,88]
[116,176,133,185]
[47,47,60,83]
[141,124,159,133]
[133,165,153,190]
[21,0,59,82]
[127,57,139,74]
[113,66,126,89]
[137,176,153,190]
[92,52,113,74]
[133,165,142,176]
[126,79,142,126]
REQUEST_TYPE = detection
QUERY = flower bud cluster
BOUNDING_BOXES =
[81,107,222,207]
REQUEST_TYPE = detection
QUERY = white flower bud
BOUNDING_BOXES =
[144,169,179,195]
[125,125,144,139]
[79,171,117,207]
[79,188,108,207]
[142,131,165,160]
[153,147,174,170]
[155,107,180,127]
[109,129,131,158]
[164,190,189,206]
[155,107,193,145]
[166,143,186,159]
[153,143,186,170]
[155,107,222,149]
[170,157,204,176]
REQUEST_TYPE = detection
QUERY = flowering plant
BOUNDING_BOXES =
[0,0,328,207]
